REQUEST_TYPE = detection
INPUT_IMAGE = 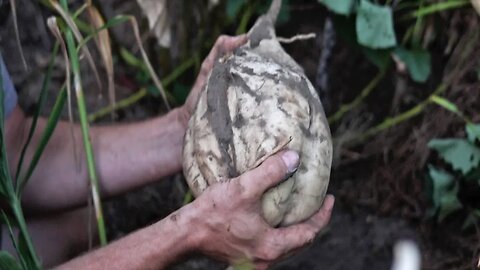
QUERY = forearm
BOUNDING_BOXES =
[7,106,188,212]
[55,203,201,270]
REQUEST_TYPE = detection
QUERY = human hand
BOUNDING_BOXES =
[190,150,335,269]
[178,34,248,127]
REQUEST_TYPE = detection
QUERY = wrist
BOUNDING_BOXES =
[175,202,208,251]
[150,202,206,265]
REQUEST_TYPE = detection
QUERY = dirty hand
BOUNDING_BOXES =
[178,34,248,126]
[190,150,335,269]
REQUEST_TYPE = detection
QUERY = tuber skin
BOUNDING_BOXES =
[183,0,333,227]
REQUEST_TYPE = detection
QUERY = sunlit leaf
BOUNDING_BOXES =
[428,139,480,175]
[356,0,397,49]
[428,166,462,222]
[394,47,431,83]
[319,0,355,15]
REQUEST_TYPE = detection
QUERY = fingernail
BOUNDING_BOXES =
[281,151,300,173]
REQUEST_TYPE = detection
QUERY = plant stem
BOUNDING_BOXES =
[352,83,447,144]
[88,57,195,122]
[328,69,387,124]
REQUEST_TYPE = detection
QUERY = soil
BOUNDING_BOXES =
[1,0,479,269]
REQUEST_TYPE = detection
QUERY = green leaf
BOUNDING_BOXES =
[146,85,160,97]
[466,123,480,143]
[362,47,392,70]
[394,47,431,82]
[356,0,397,49]
[227,0,247,19]
[0,251,22,270]
[428,139,480,175]
[429,95,461,115]
[462,209,480,230]
[428,166,462,222]
[319,0,355,15]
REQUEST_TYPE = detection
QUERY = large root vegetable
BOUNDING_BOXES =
[183,0,332,226]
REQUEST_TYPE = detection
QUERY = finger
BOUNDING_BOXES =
[198,35,249,81]
[269,195,334,252]
[306,194,335,229]
[221,34,248,52]
[206,34,248,64]
[240,150,300,197]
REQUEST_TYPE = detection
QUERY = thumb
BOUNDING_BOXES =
[240,150,300,197]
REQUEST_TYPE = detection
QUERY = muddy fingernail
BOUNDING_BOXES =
[281,151,299,173]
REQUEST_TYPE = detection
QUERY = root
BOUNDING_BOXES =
[277,33,316,44]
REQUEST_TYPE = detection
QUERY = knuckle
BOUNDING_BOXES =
[228,178,248,198]
[216,35,227,45]
[302,229,316,245]
[264,157,285,181]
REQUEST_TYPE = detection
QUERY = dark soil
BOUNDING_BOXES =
[1,0,480,269]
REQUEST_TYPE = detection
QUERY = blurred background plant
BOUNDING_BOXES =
[0,0,479,269]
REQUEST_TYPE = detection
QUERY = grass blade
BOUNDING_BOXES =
[8,0,28,71]
[14,42,59,189]
[128,16,171,110]
[87,5,116,120]
[18,87,67,192]
[0,251,22,270]
[47,16,80,174]
[409,0,470,18]
[0,212,28,269]
[51,0,103,93]
[59,0,108,245]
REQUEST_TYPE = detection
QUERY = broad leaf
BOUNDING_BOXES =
[394,47,431,83]
[428,139,480,175]
[428,166,462,222]
[319,0,355,15]
[362,47,391,70]
[466,123,480,143]
[0,251,22,270]
[356,0,397,49]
